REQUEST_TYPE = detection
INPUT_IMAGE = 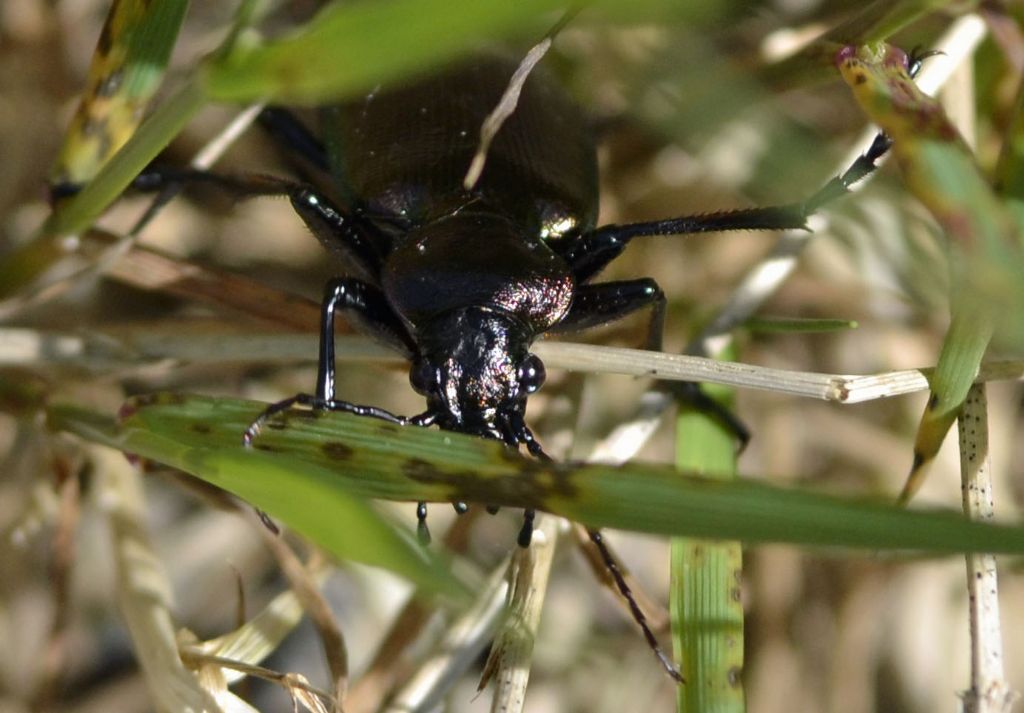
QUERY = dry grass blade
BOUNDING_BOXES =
[463,35,555,190]
[383,559,511,713]
[182,651,336,713]
[958,385,1019,713]
[6,323,1021,401]
[257,535,348,710]
[186,573,321,686]
[90,444,223,713]
[479,515,559,712]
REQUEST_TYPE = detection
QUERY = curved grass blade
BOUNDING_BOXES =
[201,0,704,106]
[48,398,467,601]
[836,43,1024,501]
[41,80,206,239]
[203,0,569,105]
[48,393,1024,556]
[49,0,190,190]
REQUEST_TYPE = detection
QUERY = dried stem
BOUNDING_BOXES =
[957,385,1018,713]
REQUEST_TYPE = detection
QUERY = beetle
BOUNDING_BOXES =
[134,48,919,682]
[227,53,892,529]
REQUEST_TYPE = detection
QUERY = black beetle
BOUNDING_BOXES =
[230,53,894,534]
[133,48,920,682]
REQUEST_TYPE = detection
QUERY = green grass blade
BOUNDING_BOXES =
[837,43,1024,499]
[4,77,205,297]
[673,386,744,713]
[50,0,190,188]
[200,0,710,106]
[48,398,467,600]
[203,0,572,105]
[824,0,950,45]
[48,393,1024,556]
[42,80,206,238]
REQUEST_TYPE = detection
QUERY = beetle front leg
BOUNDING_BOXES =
[552,279,748,445]
[314,277,414,402]
[552,279,666,352]
[244,277,413,444]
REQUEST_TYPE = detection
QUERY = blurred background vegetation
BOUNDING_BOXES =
[1,1,1022,711]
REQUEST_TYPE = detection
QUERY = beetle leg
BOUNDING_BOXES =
[131,170,391,281]
[552,280,749,444]
[243,277,413,442]
[256,106,331,173]
[552,278,666,351]
[517,509,536,548]
[315,277,414,401]
[666,380,751,448]
[416,502,430,544]
[243,392,409,445]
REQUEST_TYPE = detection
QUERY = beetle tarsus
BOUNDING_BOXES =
[517,509,536,548]
[242,393,312,446]
[668,381,751,451]
[416,501,431,544]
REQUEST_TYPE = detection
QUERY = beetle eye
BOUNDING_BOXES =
[410,361,436,395]
[518,354,546,395]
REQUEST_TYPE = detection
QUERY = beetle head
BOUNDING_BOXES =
[409,306,546,447]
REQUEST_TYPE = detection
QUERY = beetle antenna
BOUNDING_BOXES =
[509,415,679,679]
[587,528,685,683]
[802,45,934,217]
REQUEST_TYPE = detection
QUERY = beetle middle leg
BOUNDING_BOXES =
[131,170,390,281]
[552,125,902,445]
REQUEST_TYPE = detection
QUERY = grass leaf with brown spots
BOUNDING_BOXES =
[48,396,469,601]
[47,393,1024,561]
